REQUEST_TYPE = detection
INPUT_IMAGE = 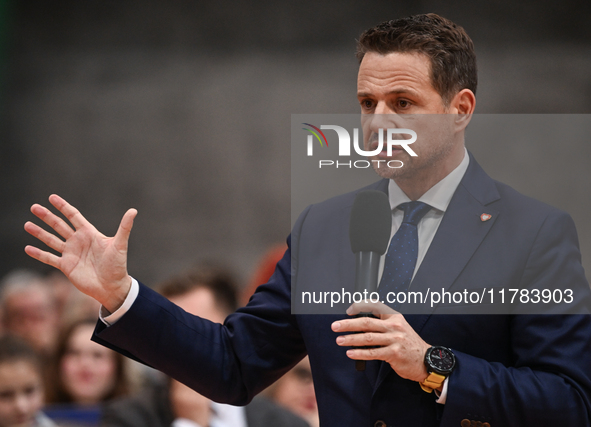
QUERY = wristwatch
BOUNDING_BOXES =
[420,346,456,393]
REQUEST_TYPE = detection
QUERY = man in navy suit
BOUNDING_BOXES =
[25,13,591,427]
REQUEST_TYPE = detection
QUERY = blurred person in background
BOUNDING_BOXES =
[0,270,60,358]
[263,357,318,427]
[45,271,101,326]
[44,317,133,425]
[0,335,56,427]
[102,267,309,427]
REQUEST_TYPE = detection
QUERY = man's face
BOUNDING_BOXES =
[357,52,461,181]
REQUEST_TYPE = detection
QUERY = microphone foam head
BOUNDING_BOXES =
[349,190,392,255]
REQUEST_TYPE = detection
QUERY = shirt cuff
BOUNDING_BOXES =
[99,277,140,326]
[435,377,449,404]
[172,419,203,427]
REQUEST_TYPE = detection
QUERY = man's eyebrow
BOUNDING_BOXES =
[388,88,420,97]
[357,89,420,98]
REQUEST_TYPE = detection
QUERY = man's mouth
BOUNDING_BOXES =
[368,139,405,158]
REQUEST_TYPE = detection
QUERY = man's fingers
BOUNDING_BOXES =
[336,331,394,348]
[24,245,62,270]
[332,316,391,333]
[48,194,89,230]
[345,346,388,361]
[24,221,66,253]
[30,203,75,240]
[113,208,137,252]
[346,301,397,317]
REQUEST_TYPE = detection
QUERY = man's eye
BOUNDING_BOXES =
[362,100,373,109]
[398,100,410,108]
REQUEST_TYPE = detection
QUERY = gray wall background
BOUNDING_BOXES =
[1,0,590,287]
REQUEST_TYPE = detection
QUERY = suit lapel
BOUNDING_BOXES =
[410,153,501,308]
[374,153,501,391]
[409,180,500,311]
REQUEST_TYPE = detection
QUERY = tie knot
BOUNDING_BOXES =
[398,201,431,226]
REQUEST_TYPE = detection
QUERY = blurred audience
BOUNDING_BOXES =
[0,251,316,427]
[101,267,309,427]
[244,245,320,427]
[0,335,56,427]
[45,271,101,326]
[0,270,60,358]
[45,317,132,406]
[263,357,318,427]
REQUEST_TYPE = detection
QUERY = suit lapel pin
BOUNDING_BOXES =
[480,213,492,222]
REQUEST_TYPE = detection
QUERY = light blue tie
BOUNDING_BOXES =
[379,201,432,305]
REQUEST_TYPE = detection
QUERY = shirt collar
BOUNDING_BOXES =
[387,147,470,213]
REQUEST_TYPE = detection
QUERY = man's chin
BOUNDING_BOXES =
[370,154,410,180]
[371,163,406,180]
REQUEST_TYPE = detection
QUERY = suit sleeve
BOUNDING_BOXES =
[92,236,307,406]
[441,210,591,426]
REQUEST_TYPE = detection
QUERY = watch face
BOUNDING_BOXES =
[428,346,455,374]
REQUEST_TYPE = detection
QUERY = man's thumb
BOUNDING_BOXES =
[114,208,137,250]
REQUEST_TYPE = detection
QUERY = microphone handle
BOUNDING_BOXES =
[354,251,381,371]
[354,251,381,295]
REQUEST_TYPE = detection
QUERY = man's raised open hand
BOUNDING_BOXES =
[24,194,137,313]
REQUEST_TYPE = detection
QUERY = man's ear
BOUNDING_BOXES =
[449,89,476,131]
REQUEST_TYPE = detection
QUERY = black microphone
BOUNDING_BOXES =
[349,190,392,371]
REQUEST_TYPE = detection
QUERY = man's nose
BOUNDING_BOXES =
[373,101,395,115]
[367,106,397,135]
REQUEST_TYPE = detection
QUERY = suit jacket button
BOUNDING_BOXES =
[482,424,490,427]
[374,421,387,427]
[475,422,483,427]
[460,420,471,427]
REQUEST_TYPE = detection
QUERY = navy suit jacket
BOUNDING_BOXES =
[94,154,591,427]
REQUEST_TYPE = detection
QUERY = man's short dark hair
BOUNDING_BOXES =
[356,13,477,105]
[158,265,238,316]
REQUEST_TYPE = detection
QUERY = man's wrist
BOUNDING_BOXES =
[100,277,139,326]
[102,276,133,313]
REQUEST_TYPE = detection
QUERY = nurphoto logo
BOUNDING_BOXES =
[302,123,417,169]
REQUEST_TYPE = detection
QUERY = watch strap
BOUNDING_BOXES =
[420,372,446,393]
